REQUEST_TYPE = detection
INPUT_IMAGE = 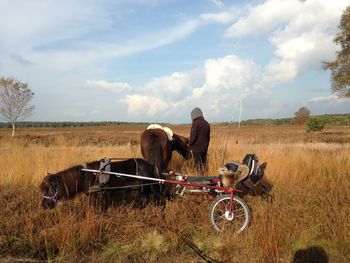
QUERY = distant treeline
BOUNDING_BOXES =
[0,114,349,128]
[241,114,350,126]
[218,113,350,126]
[0,121,151,128]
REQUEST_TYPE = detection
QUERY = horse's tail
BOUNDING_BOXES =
[140,129,168,172]
[149,132,165,173]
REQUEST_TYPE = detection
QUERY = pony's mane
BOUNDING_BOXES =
[173,133,187,144]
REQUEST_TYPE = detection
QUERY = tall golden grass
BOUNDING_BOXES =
[0,125,349,262]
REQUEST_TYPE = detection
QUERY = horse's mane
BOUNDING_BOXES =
[40,160,100,199]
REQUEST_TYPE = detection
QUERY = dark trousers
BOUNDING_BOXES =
[192,151,208,173]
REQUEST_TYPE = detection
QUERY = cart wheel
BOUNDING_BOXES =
[209,194,250,233]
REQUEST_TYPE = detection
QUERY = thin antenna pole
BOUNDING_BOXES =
[236,99,242,144]
[238,99,242,128]
[221,122,232,166]
[221,98,243,165]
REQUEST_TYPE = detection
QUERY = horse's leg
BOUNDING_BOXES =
[146,183,166,208]
[89,191,109,213]
[89,193,100,212]
[131,188,147,209]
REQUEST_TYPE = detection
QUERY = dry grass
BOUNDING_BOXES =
[0,124,349,262]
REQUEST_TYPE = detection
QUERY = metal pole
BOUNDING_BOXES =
[81,169,242,193]
[238,99,242,129]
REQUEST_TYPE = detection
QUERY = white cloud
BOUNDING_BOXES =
[0,0,200,71]
[0,0,171,54]
[221,0,350,87]
[203,55,259,91]
[225,0,302,37]
[264,59,298,84]
[86,80,132,91]
[116,54,261,117]
[309,95,350,104]
[264,31,336,84]
[27,19,200,71]
[122,95,168,116]
[256,0,350,85]
[144,71,198,99]
[111,0,350,120]
[308,94,350,115]
[2,0,349,122]
[209,0,224,8]
[274,0,350,38]
[92,53,261,119]
[0,0,111,51]
[200,12,233,23]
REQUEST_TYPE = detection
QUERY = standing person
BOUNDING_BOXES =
[188,107,210,172]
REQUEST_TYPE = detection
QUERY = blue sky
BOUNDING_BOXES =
[0,0,349,123]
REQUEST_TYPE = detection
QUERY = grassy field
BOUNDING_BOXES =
[0,124,349,262]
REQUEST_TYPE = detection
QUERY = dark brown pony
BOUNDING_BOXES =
[40,158,164,211]
[140,129,191,172]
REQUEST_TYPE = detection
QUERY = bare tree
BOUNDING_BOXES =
[0,77,35,136]
[293,106,310,125]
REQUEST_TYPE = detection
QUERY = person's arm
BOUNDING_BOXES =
[189,121,198,146]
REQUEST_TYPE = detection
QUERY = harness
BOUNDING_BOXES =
[90,158,159,193]
[43,191,60,205]
[98,157,111,184]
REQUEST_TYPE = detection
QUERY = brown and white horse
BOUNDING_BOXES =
[140,128,191,172]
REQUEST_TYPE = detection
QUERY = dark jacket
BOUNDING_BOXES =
[189,116,210,153]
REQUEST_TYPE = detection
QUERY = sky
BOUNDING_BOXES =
[0,0,349,123]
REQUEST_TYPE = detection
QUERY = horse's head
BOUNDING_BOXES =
[172,133,192,160]
[40,162,100,209]
[40,173,61,209]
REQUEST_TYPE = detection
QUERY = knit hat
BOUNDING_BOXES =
[191,107,203,120]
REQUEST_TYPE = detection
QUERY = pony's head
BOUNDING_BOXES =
[39,163,95,209]
[40,173,61,209]
[172,133,192,160]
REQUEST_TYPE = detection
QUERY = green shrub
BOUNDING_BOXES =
[306,118,325,132]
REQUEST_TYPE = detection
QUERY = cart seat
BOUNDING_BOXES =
[187,176,219,183]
